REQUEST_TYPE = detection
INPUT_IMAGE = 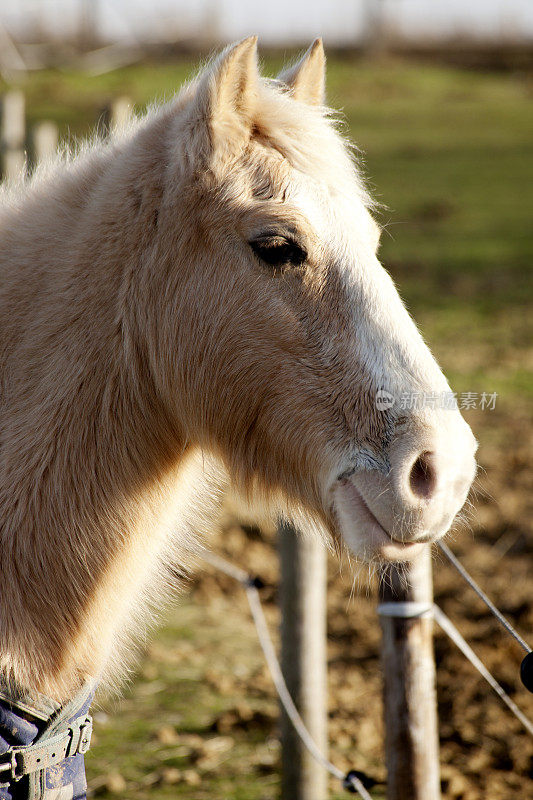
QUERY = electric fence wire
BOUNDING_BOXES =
[437,540,531,653]
[432,605,533,736]
[202,542,533,798]
[202,551,373,799]
[376,599,533,735]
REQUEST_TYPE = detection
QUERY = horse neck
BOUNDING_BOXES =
[0,111,191,700]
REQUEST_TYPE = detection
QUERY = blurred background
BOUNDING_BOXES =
[1,2,532,799]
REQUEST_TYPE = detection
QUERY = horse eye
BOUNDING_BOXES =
[250,236,307,271]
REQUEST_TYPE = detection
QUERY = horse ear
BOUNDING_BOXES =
[188,36,259,168]
[278,39,326,105]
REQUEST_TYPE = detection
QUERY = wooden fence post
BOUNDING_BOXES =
[1,90,26,182]
[379,545,441,800]
[278,522,328,800]
[103,96,132,136]
[30,120,58,168]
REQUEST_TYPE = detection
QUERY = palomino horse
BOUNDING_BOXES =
[0,38,477,799]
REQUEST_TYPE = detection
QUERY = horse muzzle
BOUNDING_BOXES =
[331,408,478,561]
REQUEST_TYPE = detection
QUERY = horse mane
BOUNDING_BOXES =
[0,67,374,225]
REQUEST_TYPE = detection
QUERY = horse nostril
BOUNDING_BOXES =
[409,451,436,500]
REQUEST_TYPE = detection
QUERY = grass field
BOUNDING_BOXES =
[2,53,532,799]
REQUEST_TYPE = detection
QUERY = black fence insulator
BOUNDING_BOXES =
[520,651,533,693]
[342,770,377,793]
[246,576,265,590]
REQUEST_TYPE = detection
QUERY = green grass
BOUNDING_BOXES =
[86,592,386,800]
[2,54,532,798]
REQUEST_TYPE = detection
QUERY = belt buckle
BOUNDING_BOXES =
[76,717,93,756]
[0,747,23,782]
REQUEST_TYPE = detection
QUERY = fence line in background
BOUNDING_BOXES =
[0,95,132,182]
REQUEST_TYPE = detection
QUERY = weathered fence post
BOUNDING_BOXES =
[378,545,441,800]
[103,96,132,136]
[1,90,26,182]
[30,120,58,167]
[278,522,328,800]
